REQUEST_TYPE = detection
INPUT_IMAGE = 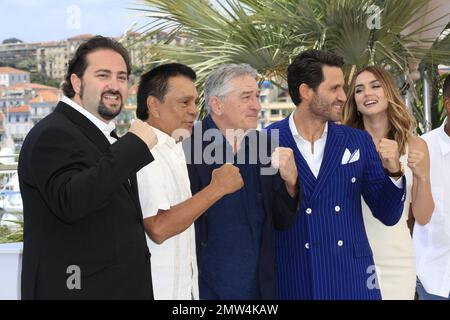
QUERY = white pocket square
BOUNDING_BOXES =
[341,148,360,165]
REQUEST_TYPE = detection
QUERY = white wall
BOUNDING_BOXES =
[0,242,22,300]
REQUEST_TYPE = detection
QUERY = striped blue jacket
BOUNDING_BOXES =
[266,117,406,300]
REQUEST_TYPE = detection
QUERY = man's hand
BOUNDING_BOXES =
[377,138,401,174]
[272,147,298,197]
[211,163,244,196]
[129,119,158,150]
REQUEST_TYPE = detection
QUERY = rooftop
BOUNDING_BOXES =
[6,105,30,113]
[0,67,30,75]
[67,34,95,41]
[30,90,60,103]
[7,83,58,91]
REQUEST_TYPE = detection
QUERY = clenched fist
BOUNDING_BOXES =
[129,119,158,151]
[211,163,244,196]
[377,138,401,174]
[407,149,427,180]
[271,147,298,196]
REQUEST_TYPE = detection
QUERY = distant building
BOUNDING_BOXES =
[36,41,69,80]
[1,32,190,84]
[36,34,95,81]
[258,80,294,128]
[120,32,155,70]
[115,84,138,136]
[120,31,190,70]
[29,89,60,125]
[66,34,95,53]
[0,112,5,143]
[0,91,28,109]
[260,102,294,128]
[4,105,32,146]
[0,83,58,110]
[0,42,38,72]
[0,67,30,87]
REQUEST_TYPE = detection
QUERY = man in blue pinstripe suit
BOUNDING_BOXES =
[265,50,406,299]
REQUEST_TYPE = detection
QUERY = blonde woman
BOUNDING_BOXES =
[342,66,434,299]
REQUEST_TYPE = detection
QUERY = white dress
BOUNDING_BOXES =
[362,148,416,300]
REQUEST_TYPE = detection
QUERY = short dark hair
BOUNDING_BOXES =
[444,73,450,99]
[136,63,197,120]
[61,35,131,98]
[287,49,344,105]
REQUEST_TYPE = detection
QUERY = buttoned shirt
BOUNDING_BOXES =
[289,112,327,178]
[137,126,198,300]
[414,118,450,298]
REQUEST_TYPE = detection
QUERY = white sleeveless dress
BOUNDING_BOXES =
[362,148,416,299]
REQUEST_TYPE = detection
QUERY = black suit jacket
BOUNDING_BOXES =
[184,117,301,299]
[18,102,154,299]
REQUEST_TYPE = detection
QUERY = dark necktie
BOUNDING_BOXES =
[110,130,119,140]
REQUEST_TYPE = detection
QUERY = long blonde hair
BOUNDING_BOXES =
[342,66,416,156]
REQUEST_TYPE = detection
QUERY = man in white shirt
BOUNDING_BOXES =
[135,63,244,299]
[414,74,450,300]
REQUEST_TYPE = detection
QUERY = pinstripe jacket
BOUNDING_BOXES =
[266,117,406,300]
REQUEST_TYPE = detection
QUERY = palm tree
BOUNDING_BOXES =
[132,0,449,121]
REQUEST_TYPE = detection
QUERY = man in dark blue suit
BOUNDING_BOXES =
[265,50,406,299]
[184,63,301,299]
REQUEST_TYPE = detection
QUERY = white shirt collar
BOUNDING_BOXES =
[288,112,328,178]
[289,111,328,141]
[437,117,450,156]
[61,96,116,138]
[151,125,178,149]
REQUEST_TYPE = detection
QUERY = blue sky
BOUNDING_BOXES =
[0,0,148,43]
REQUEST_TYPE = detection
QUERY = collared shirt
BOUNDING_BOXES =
[136,126,198,300]
[414,118,450,298]
[198,115,264,300]
[289,112,329,178]
[288,112,403,187]
[61,96,116,144]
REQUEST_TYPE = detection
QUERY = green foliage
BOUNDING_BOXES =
[134,0,449,123]
[0,221,23,244]
[412,71,449,134]
[2,38,23,44]
[30,72,60,88]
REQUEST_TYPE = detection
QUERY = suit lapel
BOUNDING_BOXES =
[54,101,110,153]
[55,102,143,217]
[311,121,348,201]
[198,117,219,186]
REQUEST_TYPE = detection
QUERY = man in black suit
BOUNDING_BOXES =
[18,36,157,299]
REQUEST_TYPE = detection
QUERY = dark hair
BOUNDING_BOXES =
[444,73,450,99]
[136,63,196,120]
[61,35,131,98]
[287,49,344,105]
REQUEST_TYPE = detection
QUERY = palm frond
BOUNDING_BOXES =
[132,0,450,119]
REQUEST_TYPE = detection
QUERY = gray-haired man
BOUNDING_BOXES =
[184,64,301,299]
